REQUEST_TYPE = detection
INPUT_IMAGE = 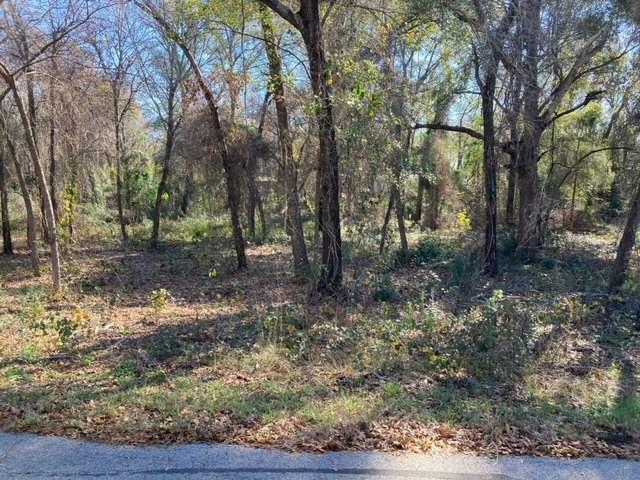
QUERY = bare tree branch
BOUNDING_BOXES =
[413,122,483,140]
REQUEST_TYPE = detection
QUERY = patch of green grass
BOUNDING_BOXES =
[601,396,640,429]
[112,361,137,378]
[5,366,33,383]
[299,392,380,426]
[19,343,41,363]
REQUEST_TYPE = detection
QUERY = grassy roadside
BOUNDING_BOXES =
[0,221,639,457]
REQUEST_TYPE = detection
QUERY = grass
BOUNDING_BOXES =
[0,218,638,456]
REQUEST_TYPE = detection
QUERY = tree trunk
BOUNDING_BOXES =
[151,118,175,248]
[245,155,267,243]
[1,113,39,272]
[505,161,516,225]
[415,97,452,223]
[299,0,342,291]
[379,192,395,255]
[180,172,193,217]
[390,127,410,260]
[516,0,543,254]
[414,176,427,224]
[481,71,498,276]
[49,118,59,223]
[246,167,257,242]
[114,100,128,242]
[261,6,309,273]
[424,180,440,230]
[170,35,247,269]
[569,170,579,230]
[610,177,640,291]
[10,81,61,290]
[516,126,542,254]
[25,75,51,246]
[0,145,13,254]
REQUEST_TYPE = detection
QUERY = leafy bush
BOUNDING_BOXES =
[456,290,534,381]
[26,302,90,348]
[409,236,456,265]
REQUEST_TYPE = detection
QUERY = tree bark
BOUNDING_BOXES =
[414,176,427,224]
[151,115,175,248]
[516,0,543,255]
[505,161,516,225]
[0,145,13,254]
[180,170,193,217]
[1,112,39,272]
[415,98,451,223]
[298,0,342,291]
[389,126,410,260]
[114,95,128,241]
[261,6,309,273]
[9,78,61,290]
[516,125,543,254]
[610,177,640,291]
[480,70,498,276]
[379,192,395,255]
[143,20,248,268]
[424,178,440,230]
[48,118,59,223]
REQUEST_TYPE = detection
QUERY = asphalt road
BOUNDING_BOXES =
[0,432,638,479]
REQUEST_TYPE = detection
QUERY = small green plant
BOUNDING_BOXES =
[23,294,87,347]
[6,366,32,383]
[456,210,472,231]
[408,236,456,265]
[149,288,171,312]
[19,343,41,363]
[50,308,90,347]
[372,273,397,302]
[382,382,402,397]
[22,291,47,331]
[621,270,640,298]
[447,252,479,293]
[60,184,79,244]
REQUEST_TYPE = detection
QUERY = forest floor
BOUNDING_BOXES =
[0,217,639,458]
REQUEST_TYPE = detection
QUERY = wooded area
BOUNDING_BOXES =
[0,0,639,457]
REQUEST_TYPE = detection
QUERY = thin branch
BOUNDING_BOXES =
[256,0,302,31]
[547,90,606,126]
[413,122,483,140]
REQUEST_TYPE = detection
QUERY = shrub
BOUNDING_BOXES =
[26,304,90,348]
[457,291,534,381]
[409,236,456,265]
[447,251,479,294]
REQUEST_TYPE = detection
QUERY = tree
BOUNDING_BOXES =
[0,66,62,290]
[140,14,191,248]
[89,2,141,242]
[257,0,343,292]
[260,5,309,275]
[137,0,248,269]
[512,0,613,254]
[473,0,517,276]
[0,141,12,254]
[0,109,39,272]
[610,176,640,291]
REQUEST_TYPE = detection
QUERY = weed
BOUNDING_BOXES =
[371,273,397,302]
[149,288,171,312]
